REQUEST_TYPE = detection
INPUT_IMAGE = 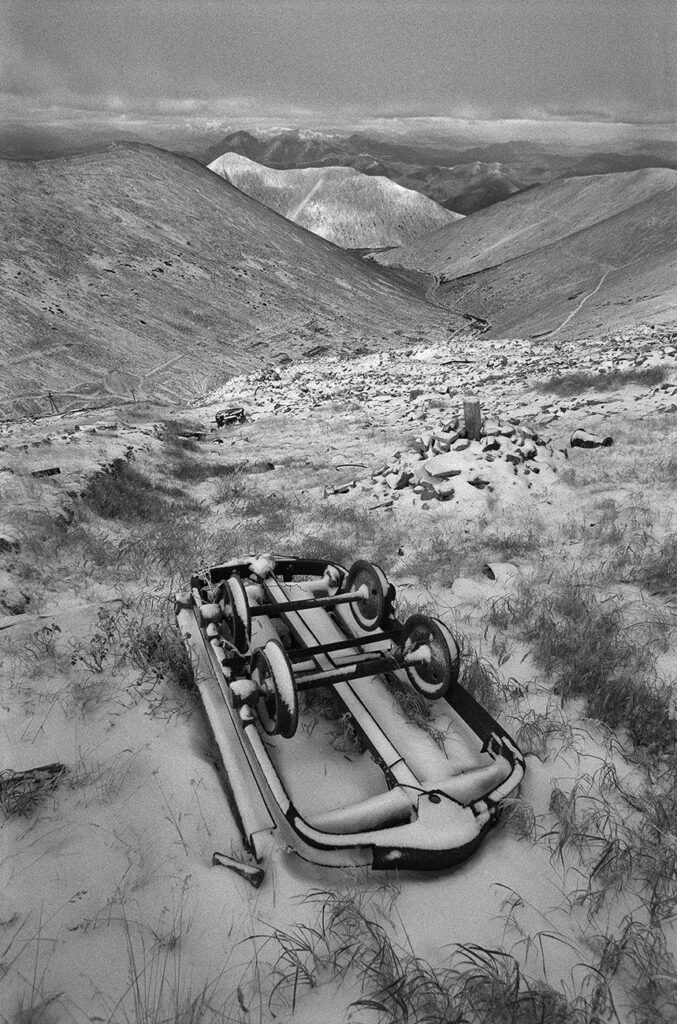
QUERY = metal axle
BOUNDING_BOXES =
[287,628,401,661]
[294,646,429,692]
[248,587,367,619]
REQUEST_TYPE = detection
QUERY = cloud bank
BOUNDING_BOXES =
[2,0,675,123]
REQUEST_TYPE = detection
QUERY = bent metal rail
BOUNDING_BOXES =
[176,555,525,871]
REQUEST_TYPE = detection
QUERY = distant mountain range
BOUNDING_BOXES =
[0,144,456,418]
[202,128,677,215]
[373,168,677,339]
[207,152,461,248]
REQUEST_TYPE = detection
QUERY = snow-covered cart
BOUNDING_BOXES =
[175,555,525,872]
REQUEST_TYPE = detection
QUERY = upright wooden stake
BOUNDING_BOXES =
[463,397,482,441]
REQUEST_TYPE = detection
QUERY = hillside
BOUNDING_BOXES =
[207,152,460,247]
[0,144,455,418]
[373,168,677,339]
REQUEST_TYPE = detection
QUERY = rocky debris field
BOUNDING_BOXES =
[203,323,677,509]
[0,321,674,567]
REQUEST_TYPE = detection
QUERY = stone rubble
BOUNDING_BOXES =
[364,406,564,505]
[200,328,677,507]
[205,325,677,429]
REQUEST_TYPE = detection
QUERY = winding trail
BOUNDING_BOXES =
[541,267,614,338]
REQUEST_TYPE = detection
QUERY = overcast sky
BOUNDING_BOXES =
[2,0,675,123]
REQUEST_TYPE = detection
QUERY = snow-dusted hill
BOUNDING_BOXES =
[208,152,461,248]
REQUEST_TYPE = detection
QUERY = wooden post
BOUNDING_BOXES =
[463,397,482,441]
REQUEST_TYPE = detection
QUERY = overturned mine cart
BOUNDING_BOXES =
[175,555,524,871]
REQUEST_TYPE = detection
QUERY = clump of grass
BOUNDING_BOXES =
[300,688,366,753]
[515,707,577,760]
[491,573,677,755]
[124,618,192,689]
[303,503,409,574]
[109,897,226,1024]
[388,680,450,751]
[399,527,465,585]
[499,798,539,840]
[633,533,677,595]
[592,916,677,1024]
[541,365,667,395]
[0,764,66,819]
[165,453,244,483]
[653,452,677,483]
[541,758,677,927]
[160,417,204,453]
[458,643,505,718]
[243,889,617,1024]
[82,460,172,521]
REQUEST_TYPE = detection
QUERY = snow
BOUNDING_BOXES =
[3,324,677,1021]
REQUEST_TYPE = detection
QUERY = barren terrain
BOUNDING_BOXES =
[0,145,454,419]
[3,321,677,1023]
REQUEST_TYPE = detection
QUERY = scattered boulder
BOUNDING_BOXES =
[423,453,464,480]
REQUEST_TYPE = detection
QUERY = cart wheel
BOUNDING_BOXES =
[224,576,252,654]
[345,560,390,631]
[401,615,460,700]
[251,639,299,739]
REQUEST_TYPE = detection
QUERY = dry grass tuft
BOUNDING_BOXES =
[541,365,667,395]
[490,572,677,755]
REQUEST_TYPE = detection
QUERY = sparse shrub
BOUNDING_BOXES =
[160,417,204,453]
[82,460,168,521]
[68,606,119,674]
[120,612,193,692]
[25,622,62,660]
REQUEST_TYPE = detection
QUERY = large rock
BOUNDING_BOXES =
[423,453,464,479]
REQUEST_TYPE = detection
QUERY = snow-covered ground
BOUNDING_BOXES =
[2,324,677,1023]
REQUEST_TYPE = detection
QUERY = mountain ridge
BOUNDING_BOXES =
[207,152,460,247]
